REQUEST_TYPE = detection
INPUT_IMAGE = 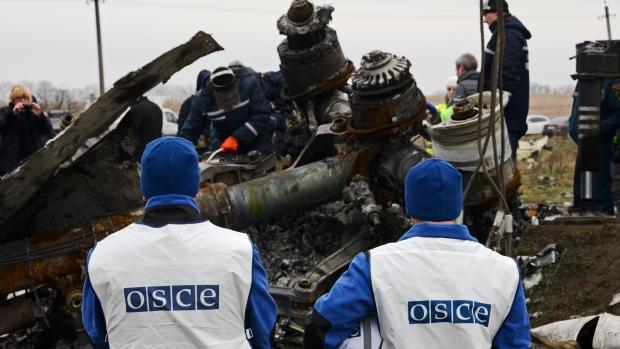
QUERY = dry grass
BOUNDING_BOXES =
[529,93,573,117]
[519,136,576,205]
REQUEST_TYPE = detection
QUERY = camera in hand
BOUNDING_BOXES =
[22,104,33,112]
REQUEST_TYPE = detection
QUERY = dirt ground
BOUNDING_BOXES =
[513,93,619,328]
[518,222,620,327]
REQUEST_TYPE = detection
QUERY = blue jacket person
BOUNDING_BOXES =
[180,65,273,154]
[304,158,530,349]
[81,137,277,348]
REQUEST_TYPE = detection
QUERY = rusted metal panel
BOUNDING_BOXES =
[0,215,137,296]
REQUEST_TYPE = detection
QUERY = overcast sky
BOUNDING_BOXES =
[1,0,617,95]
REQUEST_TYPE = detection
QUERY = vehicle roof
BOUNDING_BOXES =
[547,116,569,125]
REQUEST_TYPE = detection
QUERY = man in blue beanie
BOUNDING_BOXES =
[305,158,530,349]
[81,137,277,348]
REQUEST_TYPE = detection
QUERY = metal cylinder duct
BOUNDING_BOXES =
[277,0,354,100]
[197,153,357,229]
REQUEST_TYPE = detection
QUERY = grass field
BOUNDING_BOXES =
[519,136,576,205]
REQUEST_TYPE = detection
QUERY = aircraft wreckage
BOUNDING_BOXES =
[0,2,525,347]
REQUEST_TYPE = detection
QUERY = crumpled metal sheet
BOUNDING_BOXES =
[518,243,563,290]
[532,313,620,349]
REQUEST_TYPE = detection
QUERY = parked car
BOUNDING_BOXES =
[542,116,570,137]
[46,109,73,133]
[526,114,550,135]
[161,107,179,136]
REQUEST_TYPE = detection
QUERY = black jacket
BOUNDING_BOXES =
[483,16,532,135]
[0,104,55,175]
[453,71,480,103]
[120,97,162,161]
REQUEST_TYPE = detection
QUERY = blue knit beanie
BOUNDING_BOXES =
[140,137,200,199]
[405,158,463,221]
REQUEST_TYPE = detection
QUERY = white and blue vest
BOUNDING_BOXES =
[88,220,253,348]
[370,237,519,349]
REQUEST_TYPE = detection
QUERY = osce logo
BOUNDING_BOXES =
[123,285,219,313]
[408,300,491,327]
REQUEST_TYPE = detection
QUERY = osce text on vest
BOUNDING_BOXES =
[408,300,491,326]
[124,285,219,312]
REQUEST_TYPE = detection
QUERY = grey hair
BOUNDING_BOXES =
[455,53,478,72]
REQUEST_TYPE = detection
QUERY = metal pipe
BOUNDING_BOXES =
[198,153,357,229]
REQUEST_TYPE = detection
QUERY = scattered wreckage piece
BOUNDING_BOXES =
[0,31,223,242]
[517,136,549,160]
[531,313,620,349]
[517,243,563,290]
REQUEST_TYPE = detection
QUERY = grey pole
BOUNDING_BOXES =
[94,0,105,96]
[605,5,613,40]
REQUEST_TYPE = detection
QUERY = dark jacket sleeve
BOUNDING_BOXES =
[232,79,271,147]
[37,115,56,139]
[177,96,193,135]
[179,94,210,145]
[246,244,278,348]
[500,30,526,93]
[452,84,467,103]
[483,35,496,91]
[0,107,14,132]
